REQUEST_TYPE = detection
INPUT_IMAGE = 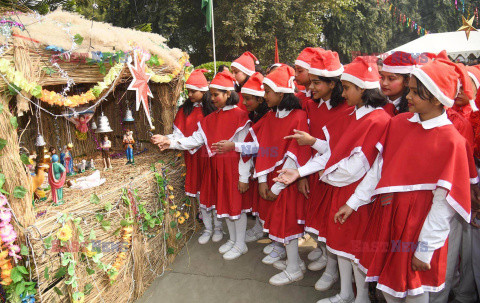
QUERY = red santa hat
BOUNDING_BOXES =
[263,65,296,93]
[185,69,209,91]
[231,52,259,76]
[466,65,480,90]
[241,72,265,97]
[340,56,380,89]
[295,47,325,70]
[382,51,417,74]
[411,59,475,108]
[210,70,236,91]
[308,50,344,77]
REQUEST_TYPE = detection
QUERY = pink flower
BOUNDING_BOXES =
[9,250,21,262]
[0,210,12,223]
[0,194,7,207]
[0,224,16,243]
[9,244,20,253]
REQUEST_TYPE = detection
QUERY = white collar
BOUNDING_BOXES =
[318,99,333,110]
[407,111,452,130]
[389,97,402,110]
[350,105,381,120]
[193,102,202,107]
[275,109,293,118]
[221,105,237,111]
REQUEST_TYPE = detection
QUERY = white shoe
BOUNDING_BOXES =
[262,247,286,265]
[316,294,354,303]
[245,228,264,242]
[198,230,212,245]
[218,240,235,254]
[315,271,339,291]
[308,247,323,261]
[272,259,307,273]
[269,270,304,286]
[223,245,248,260]
[263,242,275,255]
[212,227,224,242]
[308,255,327,271]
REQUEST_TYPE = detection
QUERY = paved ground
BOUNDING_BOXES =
[136,217,340,303]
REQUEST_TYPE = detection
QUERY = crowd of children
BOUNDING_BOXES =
[151,49,480,303]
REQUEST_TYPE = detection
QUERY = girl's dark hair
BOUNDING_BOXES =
[395,74,411,114]
[312,76,345,108]
[235,75,250,93]
[248,97,270,123]
[49,146,56,154]
[217,65,229,73]
[362,88,388,108]
[215,90,240,106]
[278,93,302,111]
[180,91,216,117]
[414,76,435,101]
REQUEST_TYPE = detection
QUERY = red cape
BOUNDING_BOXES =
[48,164,66,203]
[174,106,205,154]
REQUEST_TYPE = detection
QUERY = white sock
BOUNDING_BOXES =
[234,213,247,249]
[213,209,222,230]
[200,208,213,231]
[285,239,301,273]
[353,263,370,303]
[338,256,354,300]
[325,250,339,276]
[250,216,263,233]
[225,218,236,242]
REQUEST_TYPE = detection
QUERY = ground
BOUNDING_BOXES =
[136,217,341,303]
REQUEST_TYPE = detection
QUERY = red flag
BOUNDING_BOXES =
[274,38,279,63]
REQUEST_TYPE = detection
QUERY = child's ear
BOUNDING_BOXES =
[329,81,336,89]
[226,91,232,97]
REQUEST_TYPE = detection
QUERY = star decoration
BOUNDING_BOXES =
[127,51,155,130]
[457,15,477,40]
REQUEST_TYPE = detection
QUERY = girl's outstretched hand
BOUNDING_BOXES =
[238,181,249,194]
[412,256,431,272]
[284,129,316,146]
[334,204,353,224]
[212,140,235,154]
[151,134,166,145]
[297,177,310,199]
[273,169,300,185]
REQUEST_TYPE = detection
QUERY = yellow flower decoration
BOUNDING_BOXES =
[178,216,185,224]
[176,153,182,157]
[184,212,190,220]
[169,195,175,200]
[167,185,174,191]
[181,173,186,177]
[174,211,181,218]
[57,225,73,242]
[169,205,177,210]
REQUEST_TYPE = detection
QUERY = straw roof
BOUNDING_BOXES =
[1,9,185,70]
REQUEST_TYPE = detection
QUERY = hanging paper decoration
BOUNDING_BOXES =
[458,15,477,40]
[64,106,96,135]
[127,51,154,130]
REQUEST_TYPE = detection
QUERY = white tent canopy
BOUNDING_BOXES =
[385,31,480,60]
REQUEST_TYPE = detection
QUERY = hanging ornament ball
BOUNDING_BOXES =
[35,134,46,147]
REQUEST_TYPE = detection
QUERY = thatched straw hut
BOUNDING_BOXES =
[0,9,196,303]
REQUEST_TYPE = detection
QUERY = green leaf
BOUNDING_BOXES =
[90,193,100,204]
[20,244,29,256]
[0,138,7,151]
[10,116,18,129]
[43,236,53,249]
[13,186,27,199]
[84,283,93,295]
[104,202,113,212]
[10,268,23,283]
[113,227,121,236]
[89,229,96,240]
[15,281,25,295]
[54,287,63,296]
[67,262,75,276]
[175,232,183,240]
[16,266,28,275]
[0,103,3,113]
[99,63,106,75]
[95,213,104,222]
[42,67,57,76]
[167,247,175,255]
[73,33,84,45]
[101,220,111,230]
[44,266,49,280]
[120,219,129,227]
[7,83,21,96]
[170,221,177,228]
[86,267,95,275]
[20,154,30,165]
[54,267,67,279]
[164,233,169,240]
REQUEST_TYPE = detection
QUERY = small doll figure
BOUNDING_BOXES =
[64,143,75,176]
[123,130,135,165]
[66,113,93,134]
[101,135,113,170]
[48,154,66,206]
[49,146,57,158]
